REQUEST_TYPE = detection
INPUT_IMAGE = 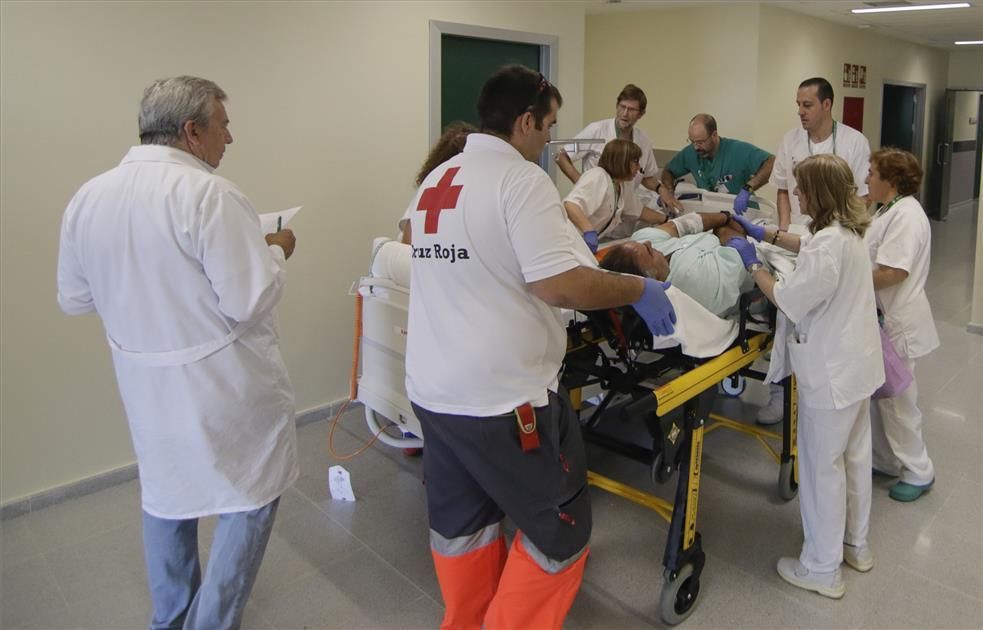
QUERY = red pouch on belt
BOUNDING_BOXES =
[514,402,540,452]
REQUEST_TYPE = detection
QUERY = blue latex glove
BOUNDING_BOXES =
[726,237,761,269]
[583,230,599,253]
[732,215,766,242]
[631,278,677,337]
[733,187,752,215]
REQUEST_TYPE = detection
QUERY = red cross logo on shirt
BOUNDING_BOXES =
[417,167,463,234]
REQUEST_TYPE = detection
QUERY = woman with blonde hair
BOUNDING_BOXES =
[563,139,666,252]
[724,153,884,598]
[865,148,937,502]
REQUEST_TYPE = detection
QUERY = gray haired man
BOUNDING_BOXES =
[57,76,297,628]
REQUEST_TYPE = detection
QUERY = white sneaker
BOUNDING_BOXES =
[756,386,783,425]
[843,543,873,572]
[776,557,845,599]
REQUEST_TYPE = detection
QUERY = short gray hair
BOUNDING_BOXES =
[138,76,227,146]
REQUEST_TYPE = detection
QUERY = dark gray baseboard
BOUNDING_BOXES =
[0,398,358,520]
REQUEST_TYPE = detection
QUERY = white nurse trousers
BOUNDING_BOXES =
[797,398,873,574]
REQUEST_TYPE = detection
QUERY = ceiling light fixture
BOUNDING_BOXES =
[852,2,970,13]
[954,40,983,44]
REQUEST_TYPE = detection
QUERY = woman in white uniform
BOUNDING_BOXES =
[563,139,664,252]
[725,154,884,599]
[865,148,938,502]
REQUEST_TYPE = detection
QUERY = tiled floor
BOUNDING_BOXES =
[2,202,981,629]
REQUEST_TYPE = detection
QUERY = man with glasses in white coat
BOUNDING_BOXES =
[555,84,668,222]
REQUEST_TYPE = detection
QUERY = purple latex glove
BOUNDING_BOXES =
[583,230,599,253]
[733,188,752,215]
[631,278,676,337]
[726,237,761,269]
[732,215,766,242]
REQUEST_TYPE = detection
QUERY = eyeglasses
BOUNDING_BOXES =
[617,103,641,115]
[687,135,713,147]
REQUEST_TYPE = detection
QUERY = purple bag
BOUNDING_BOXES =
[872,326,913,399]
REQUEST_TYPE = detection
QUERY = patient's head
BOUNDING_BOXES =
[600,241,669,281]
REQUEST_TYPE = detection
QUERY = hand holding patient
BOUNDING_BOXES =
[583,230,599,253]
[632,278,677,336]
[725,237,760,269]
[731,215,766,242]
[266,229,297,259]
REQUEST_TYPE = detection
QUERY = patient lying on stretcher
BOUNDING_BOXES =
[369,215,743,358]
[599,212,756,317]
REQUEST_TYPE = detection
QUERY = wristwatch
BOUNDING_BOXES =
[742,182,754,193]
[747,262,764,274]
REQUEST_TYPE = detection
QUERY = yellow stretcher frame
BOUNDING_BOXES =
[566,329,799,625]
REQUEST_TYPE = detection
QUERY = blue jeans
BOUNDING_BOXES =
[142,498,279,630]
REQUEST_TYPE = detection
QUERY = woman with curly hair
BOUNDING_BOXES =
[864,148,938,502]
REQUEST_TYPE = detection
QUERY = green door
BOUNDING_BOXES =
[441,35,541,130]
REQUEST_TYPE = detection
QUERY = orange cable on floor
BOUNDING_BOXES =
[328,291,391,461]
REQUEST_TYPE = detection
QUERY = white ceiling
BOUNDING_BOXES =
[586,0,983,50]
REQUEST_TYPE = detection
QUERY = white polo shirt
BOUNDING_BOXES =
[402,134,582,416]
[565,118,659,191]
[770,121,870,225]
[865,196,939,359]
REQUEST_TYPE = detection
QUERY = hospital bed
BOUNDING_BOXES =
[352,222,800,625]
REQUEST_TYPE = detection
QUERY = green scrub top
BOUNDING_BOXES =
[665,137,771,194]
[632,227,753,317]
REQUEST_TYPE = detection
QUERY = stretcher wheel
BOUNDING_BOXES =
[659,563,701,625]
[651,451,674,484]
[779,457,798,500]
[718,375,746,397]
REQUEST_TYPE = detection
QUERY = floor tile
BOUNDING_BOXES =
[859,564,983,629]
[0,555,70,629]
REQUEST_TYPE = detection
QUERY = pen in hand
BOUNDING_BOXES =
[277,216,282,232]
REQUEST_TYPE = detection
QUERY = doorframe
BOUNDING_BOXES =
[880,79,926,165]
[429,21,559,173]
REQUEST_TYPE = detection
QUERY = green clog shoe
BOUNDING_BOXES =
[889,479,934,502]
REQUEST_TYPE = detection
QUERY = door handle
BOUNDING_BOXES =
[936,142,949,166]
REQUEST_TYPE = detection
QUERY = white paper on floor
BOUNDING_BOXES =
[328,465,356,502]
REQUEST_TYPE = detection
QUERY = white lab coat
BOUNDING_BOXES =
[767,224,884,409]
[57,145,299,519]
[563,167,643,240]
[865,196,939,359]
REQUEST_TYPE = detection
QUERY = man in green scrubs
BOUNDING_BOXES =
[658,114,774,216]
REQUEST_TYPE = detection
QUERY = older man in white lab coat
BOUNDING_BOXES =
[57,76,298,629]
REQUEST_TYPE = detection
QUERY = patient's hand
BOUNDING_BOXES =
[713,223,746,246]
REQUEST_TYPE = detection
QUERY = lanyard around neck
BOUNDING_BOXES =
[807,120,837,156]
[875,194,904,217]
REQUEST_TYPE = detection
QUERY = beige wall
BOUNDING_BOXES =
[581,3,949,207]
[584,5,761,153]
[755,5,949,190]
[948,49,983,88]
[583,4,949,210]
[0,1,586,504]
[952,91,982,142]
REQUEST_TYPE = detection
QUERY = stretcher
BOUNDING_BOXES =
[351,234,799,626]
[561,290,799,624]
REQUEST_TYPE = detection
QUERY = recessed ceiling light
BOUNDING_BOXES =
[852,2,970,13]
[954,40,983,44]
